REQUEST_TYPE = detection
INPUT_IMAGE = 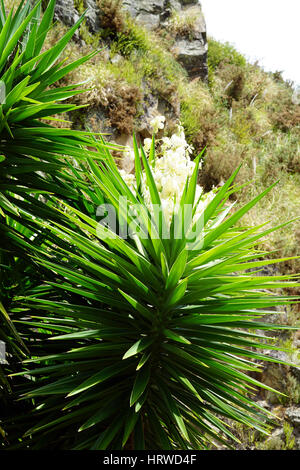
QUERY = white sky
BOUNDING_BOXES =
[201,0,300,85]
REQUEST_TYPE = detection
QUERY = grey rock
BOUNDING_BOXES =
[175,38,207,79]
[54,0,80,27]
[256,348,300,405]
[122,0,167,28]
[122,0,164,16]
[285,407,300,427]
[85,0,102,33]
[84,107,117,140]
[121,0,138,17]
[258,350,290,402]
[269,427,285,440]
[110,53,122,64]
[259,427,286,450]
[168,0,182,10]
[136,13,161,30]
[264,349,300,382]
[179,0,199,6]
[169,3,207,79]
[265,349,291,363]
[136,91,159,135]
[137,0,165,13]
[256,399,271,410]
[291,364,300,382]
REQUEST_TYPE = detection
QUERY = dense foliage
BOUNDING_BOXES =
[0,0,299,450]
[44,0,300,274]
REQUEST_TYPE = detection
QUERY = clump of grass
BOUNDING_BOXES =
[97,0,124,33]
[212,61,277,110]
[199,139,254,190]
[207,37,246,86]
[242,65,279,106]
[179,80,219,150]
[113,19,149,57]
[105,83,142,134]
[71,59,142,134]
[256,422,296,450]
[78,21,102,47]
[96,0,149,56]
[231,107,271,144]
[166,8,200,40]
[263,131,300,177]
[269,92,300,132]
[285,373,300,404]
[220,65,246,106]
[208,38,247,70]
[262,75,300,132]
[272,106,300,132]
[74,0,85,15]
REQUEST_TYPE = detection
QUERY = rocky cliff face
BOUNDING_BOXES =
[54,0,208,80]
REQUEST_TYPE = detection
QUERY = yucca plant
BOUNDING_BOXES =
[0,0,117,439]
[0,0,120,352]
[0,0,111,218]
[4,136,298,450]
[1,0,298,452]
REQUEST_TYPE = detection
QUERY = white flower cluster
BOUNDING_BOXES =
[150,115,166,134]
[120,116,214,227]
